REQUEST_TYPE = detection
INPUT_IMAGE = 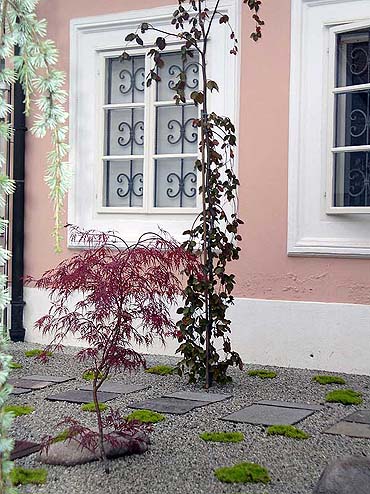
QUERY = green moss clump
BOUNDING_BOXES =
[82,370,105,381]
[248,369,277,379]
[81,402,108,412]
[313,375,346,385]
[52,429,79,443]
[10,362,23,369]
[5,405,34,417]
[199,432,244,443]
[325,389,363,405]
[127,409,165,424]
[24,349,53,357]
[199,431,244,443]
[145,365,175,376]
[266,425,309,440]
[214,462,271,484]
[10,467,47,486]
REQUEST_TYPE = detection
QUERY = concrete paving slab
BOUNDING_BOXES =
[46,390,119,404]
[129,397,206,415]
[79,383,149,394]
[163,391,232,403]
[222,404,314,426]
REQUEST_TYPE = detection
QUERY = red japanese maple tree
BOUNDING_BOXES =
[26,226,199,471]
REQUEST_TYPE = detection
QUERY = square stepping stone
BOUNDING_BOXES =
[8,378,55,390]
[22,374,75,384]
[46,389,119,404]
[325,421,370,439]
[10,440,40,460]
[129,397,206,415]
[79,383,149,394]
[256,400,323,411]
[222,404,314,426]
[11,387,32,396]
[163,391,232,403]
[343,410,370,424]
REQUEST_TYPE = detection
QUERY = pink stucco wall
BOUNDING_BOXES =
[24,0,370,305]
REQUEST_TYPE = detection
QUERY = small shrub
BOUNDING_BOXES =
[266,425,309,440]
[81,402,108,413]
[199,431,244,443]
[214,462,270,484]
[10,467,47,486]
[82,370,105,381]
[24,349,53,358]
[5,405,34,417]
[325,389,363,405]
[248,369,277,379]
[145,365,175,376]
[313,375,346,385]
[127,410,165,424]
[10,362,23,369]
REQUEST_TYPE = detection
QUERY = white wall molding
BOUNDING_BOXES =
[288,0,370,258]
[24,286,370,375]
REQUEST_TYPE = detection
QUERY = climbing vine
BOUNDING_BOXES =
[124,0,264,386]
[0,0,70,491]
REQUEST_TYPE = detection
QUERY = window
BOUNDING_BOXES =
[329,27,370,211]
[288,0,370,257]
[69,2,239,247]
[102,51,199,211]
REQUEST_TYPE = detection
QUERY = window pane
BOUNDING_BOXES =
[105,108,144,156]
[335,90,370,147]
[156,105,198,154]
[156,52,199,101]
[337,30,370,87]
[104,159,143,207]
[106,56,145,104]
[154,158,197,207]
[334,151,370,207]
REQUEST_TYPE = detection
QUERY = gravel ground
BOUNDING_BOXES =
[6,341,370,494]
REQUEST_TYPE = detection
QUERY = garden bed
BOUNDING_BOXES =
[8,342,370,494]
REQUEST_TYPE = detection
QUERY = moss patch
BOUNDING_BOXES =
[52,429,79,443]
[248,369,277,379]
[214,462,270,484]
[267,425,309,440]
[82,370,105,381]
[326,389,363,405]
[5,405,34,417]
[10,467,47,486]
[313,375,346,385]
[127,409,165,423]
[10,362,23,369]
[145,365,175,376]
[199,431,244,443]
[81,402,108,412]
[24,349,53,358]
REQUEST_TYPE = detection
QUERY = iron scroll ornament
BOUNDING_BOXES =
[116,172,143,198]
[166,171,197,199]
[117,120,144,147]
[167,118,197,145]
[119,67,145,94]
[168,63,199,91]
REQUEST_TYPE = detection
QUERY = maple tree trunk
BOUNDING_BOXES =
[92,378,109,474]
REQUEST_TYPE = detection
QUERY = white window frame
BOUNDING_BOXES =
[288,0,370,257]
[68,1,240,248]
[327,21,370,214]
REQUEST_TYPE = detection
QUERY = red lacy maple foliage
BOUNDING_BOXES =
[26,226,200,374]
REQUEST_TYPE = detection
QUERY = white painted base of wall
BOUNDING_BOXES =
[23,287,370,375]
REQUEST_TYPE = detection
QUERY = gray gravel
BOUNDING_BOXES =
[6,341,370,494]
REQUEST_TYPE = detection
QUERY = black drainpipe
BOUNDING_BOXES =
[10,43,26,342]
